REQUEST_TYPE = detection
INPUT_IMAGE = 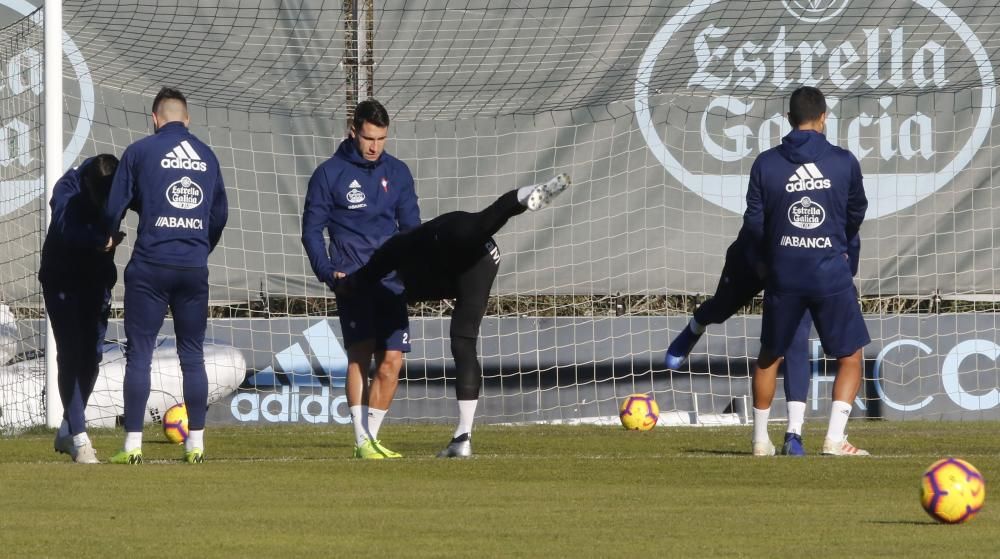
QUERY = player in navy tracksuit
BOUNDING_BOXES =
[334,174,570,457]
[744,86,870,457]
[40,154,122,464]
[102,87,228,464]
[302,99,420,459]
[664,227,861,455]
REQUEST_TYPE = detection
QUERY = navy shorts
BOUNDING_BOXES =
[761,287,870,358]
[337,284,411,353]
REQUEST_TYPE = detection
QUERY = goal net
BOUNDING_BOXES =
[2,0,999,432]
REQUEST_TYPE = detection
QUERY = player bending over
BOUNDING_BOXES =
[336,174,571,457]
[665,228,860,456]
[40,154,122,463]
[744,86,870,457]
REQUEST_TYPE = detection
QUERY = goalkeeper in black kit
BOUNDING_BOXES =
[335,173,570,457]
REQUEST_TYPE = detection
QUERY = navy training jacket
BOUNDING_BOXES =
[39,157,117,289]
[103,121,229,268]
[743,130,868,296]
[301,138,420,294]
[727,225,861,279]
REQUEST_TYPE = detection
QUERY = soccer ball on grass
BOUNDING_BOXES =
[163,403,190,444]
[920,457,985,524]
[618,393,659,431]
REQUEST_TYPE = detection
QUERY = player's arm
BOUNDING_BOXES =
[47,168,78,240]
[743,159,766,247]
[845,156,867,241]
[394,165,420,232]
[208,163,228,251]
[847,233,861,277]
[103,148,136,248]
[301,166,336,286]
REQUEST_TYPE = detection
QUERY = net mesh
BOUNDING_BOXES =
[2,0,999,431]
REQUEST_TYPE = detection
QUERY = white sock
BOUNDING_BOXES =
[752,407,771,444]
[350,405,369,445]
[689,318,706,335]
[186,429,204,452]
[72,432,91,448]
[454,399,478,439]
[786,401,806,435]
[826,400,853,442]
[367,407,387,440]
[58,419,71,438]
[516,185,536,205]
[124,431,143,452]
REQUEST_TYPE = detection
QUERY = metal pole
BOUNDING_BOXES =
[363,0,373,99]
[344,0,358,132]
[43,0,64,428]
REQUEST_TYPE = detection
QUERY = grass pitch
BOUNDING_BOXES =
[0,421,997,558]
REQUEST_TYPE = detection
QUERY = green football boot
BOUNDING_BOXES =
[109,448,143,465]
[184,448,204,464]
[353,439,385,460]
[371,439,402,459]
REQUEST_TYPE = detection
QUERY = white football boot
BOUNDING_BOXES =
[821,436,870,456]
[526,173,571,211]
[752,440,776,457]
[437,433,473,458]
[55,432,100,463]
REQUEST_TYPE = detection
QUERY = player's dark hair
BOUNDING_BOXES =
[352,99,390,131]
[788,86,827,128]
[81,153,119,209]
[152,87,187,114]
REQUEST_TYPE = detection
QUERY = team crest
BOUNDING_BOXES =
[381,178,388,191]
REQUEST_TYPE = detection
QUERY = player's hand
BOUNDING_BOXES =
[330,271,352,297]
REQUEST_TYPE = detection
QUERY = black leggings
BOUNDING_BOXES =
[355,190,524,400]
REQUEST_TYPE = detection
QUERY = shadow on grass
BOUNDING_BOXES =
[866,520,939,526]
[684,449,749,456]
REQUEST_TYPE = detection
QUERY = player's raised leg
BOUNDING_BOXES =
[349,174,571,293]
[665,232,764,370]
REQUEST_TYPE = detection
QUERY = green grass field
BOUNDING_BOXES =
[1,421,996,558]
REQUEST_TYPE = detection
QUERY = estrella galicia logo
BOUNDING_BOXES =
[165,176,204,209]
[635,0,996,219]
[0,0,95,216]
[788,196,826,229]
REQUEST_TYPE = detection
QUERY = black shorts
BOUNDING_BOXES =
[401,237,500,339]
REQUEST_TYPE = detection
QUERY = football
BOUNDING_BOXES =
[920,458,986,524]
[619,393,660,431]
[163,403,189,444]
